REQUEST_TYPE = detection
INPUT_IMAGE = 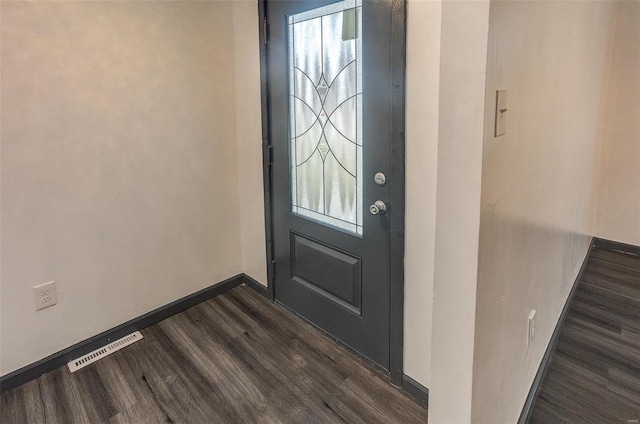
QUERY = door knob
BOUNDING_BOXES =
[370,200,387,215]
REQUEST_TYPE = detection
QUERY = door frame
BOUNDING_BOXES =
[257,0,407,386]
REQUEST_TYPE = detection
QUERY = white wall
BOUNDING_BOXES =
[596,0,640,247]
[403,0,442,389]
[429,1,490,422]
[232,0,268,284]
[1,1,243,375]
[472,2,619,422]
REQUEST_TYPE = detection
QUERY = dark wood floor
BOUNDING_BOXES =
[531,246,640,423]
[1,286,427,424]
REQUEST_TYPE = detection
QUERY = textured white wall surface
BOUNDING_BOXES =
[429,1,490,422]
[596,0,640,247]
[404,0,442,389]
[1,1,243,375]
[472,1,619,422]
[232,0,268,285]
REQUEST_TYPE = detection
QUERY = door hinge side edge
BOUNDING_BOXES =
[264,140,273,166]
[263,16,268,45]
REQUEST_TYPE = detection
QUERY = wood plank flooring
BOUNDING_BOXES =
[530,246,640,424]
[0,286,427,424]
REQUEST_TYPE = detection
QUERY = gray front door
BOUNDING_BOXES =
[266,0,402,371]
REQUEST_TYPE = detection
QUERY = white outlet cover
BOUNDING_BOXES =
[34,281,57,311]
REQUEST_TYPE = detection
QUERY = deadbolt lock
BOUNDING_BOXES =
[374,172,386,186]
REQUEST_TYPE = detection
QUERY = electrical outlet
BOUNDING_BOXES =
[34,281,57,311]
[528,310,536,346]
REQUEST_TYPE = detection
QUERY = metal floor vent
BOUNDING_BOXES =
[68,331,143,373]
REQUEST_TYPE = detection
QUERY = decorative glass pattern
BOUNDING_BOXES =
[288,0,363,236]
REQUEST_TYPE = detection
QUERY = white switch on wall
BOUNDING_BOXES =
[495,90,507,137]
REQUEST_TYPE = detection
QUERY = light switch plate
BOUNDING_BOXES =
[495,90,507,137]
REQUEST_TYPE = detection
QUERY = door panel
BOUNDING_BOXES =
[268,0,396,370]
[291,232,362,315]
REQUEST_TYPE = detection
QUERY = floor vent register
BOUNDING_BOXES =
[67,331,143,372]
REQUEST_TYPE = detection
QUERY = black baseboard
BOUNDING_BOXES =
[0,274,244,394]
[242,274,268,298]
[517,238,595,423]
[593,237,640,256]
[402,374,429,406]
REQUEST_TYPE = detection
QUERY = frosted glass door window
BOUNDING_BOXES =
[288,0,363,236]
